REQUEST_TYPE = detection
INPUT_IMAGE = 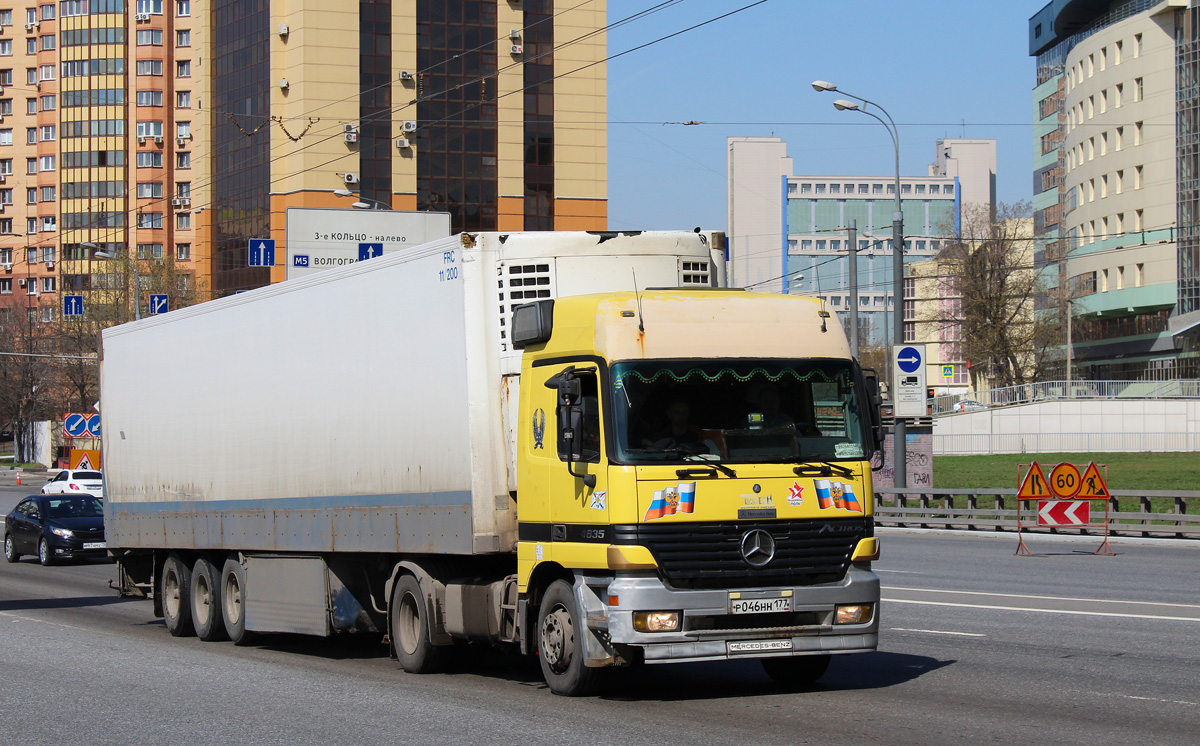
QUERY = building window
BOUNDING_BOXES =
[41,306,55,323]
[176,91,191,108]
[137,182,164,198]
[136,121,165,138]
[38,155,54,171]
[38,95,54,111]
[176,121,191,138]
[137,213,163,229]
[1116,127,1123,150]
[1134,77,1143,102]
[137,0,165,13]
[1115,40,1123,64]
[176,151,190,169]
[177,0,191,16]
[176,243,190,260]
[41,216,55,232]
[41,277,55,293]
[0,40,11,56]
[800,240,812,251]
[872,184,883,194]
[176,181,191,198]
[1134,33,1141,58]
[39,125,54,141]
[177,212,191,229]
[800,183,812,194]
[1135,121,1143,145]
[787,182,797,195]
[176,60,191,78]
[137,29,164,45]
[136,60,163,76]
[40,34,54,51]
[177,29,191,46]
[137,243,164,259]
[137,151,163,167]
[39,186,54,202]
[816,240,826,251]
[137,90,164,107]
[1135,165,1143,189]
[944,184,953,196]
[857,184,868,194]
[26,187,35,204]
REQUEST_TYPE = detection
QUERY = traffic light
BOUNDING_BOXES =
[926,388,935,400]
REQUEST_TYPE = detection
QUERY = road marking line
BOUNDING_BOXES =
[1108,694,1199,707]
[883,586,1200,610]
[0,610,90,632]
[875,569,921,574]
[889,627,986,637]
[884,598,1200,622]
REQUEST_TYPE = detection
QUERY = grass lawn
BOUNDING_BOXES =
[933,452,1200,492]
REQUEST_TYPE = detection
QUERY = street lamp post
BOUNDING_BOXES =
[87,242,141,321]
[813,80,907,489]
[333,189,389,210]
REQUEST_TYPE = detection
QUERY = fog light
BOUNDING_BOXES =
[633,611,680,632]
[835,604,873,625]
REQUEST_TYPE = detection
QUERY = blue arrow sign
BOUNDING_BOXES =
[248,239,276,267]
[896,346,923,374]
[358,243,383,261]
[63,295,84,317]
[150,294,169,315]
[64,414,88,438]
[86,414,101,438]
[293,254,310,267]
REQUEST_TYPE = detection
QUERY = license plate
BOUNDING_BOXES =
[728,639,793,654]
[83,542,106,550]
[730,596,792,614]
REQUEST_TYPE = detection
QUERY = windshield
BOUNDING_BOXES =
[44,496,104,519]
[611,359,869,465]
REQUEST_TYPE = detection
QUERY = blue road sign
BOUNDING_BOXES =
[248,239,276,267]
[86,414,101,438]
[358,243,383,261]
[150,294,169,315]
[64,414,88,438]
[63,295,84,317]
[293,254,310,267]
[896,346,923,374]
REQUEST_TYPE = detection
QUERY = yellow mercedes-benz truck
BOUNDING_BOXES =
[103,230,882,696]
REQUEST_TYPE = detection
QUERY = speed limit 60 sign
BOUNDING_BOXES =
[1049,462,1082,498]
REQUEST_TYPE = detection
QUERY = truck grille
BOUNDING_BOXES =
[611,518,871,590]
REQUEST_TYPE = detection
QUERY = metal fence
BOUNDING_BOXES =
[931,379,1200,416]
[874,488,1200,538]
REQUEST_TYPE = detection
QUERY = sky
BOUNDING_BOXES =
[605,0,1042,231]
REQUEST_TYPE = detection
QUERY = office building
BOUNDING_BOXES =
[727,135,995,352]
[1030,0,1197,379]
[0,0,608,326]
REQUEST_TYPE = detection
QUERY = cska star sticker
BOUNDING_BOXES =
[787,481,804,507]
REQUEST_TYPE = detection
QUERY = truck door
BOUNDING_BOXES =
[527,362,610,529]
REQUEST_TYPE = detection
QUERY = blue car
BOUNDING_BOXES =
[3,494,107,566]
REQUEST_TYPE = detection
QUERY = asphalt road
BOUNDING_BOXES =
[2,474,1199,745]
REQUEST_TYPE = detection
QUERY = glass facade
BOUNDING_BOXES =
[523,0,554,230]
[359,0,392,207]
[212,0,271,294]
[1177,7,1200,376]
[417,0,498,232]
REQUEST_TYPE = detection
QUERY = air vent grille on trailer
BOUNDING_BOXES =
[497,262,554,351]
[680,259,710,285]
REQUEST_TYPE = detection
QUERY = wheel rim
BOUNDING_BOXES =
[540,603,574,674]
[4,535,12,558]
[223,572,242,626]
[163,566,180,619]
[194,572,211,621]
[39,540,48,564]
[396,590,421,656]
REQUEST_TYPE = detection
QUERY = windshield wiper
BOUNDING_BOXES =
[677,463,737,478]
[794,462,855,479]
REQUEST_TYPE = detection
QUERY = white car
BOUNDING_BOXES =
[951,399,987,413]
[40,469,104,500]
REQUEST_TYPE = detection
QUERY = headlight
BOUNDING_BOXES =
[50,527,74,538]
[632,611,680,632]
[835,603,873,625]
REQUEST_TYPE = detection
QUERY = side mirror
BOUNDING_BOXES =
[544,367,598,489]
[861,368,885,451]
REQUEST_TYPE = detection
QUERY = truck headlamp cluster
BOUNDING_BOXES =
[633,611,680,633]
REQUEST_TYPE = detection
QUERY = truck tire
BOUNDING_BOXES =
[220,558,253,644]
[190,557,228,642]
[161,554,195,637]
[761,654,831,687]
[390,574,449,674]
[4,533,19,563]
[536,579,600,696]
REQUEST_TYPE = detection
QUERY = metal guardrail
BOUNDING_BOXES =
[875,488,1200,538]
[933,432,1200,455]
[931,379,1200,416]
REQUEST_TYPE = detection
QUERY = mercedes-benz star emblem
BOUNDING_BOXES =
[740,529,776,567]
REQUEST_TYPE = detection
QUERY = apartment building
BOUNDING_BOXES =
[0,0,608,324]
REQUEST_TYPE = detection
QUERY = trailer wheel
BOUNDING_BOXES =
[536,579,600,696]
[190,557,228,642]
[220,558,252,644]
[761,654,831,688]
[161,554,195,637]
[389,574,449,674]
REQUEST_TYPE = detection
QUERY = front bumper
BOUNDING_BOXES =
[48,538,108,560]
[572,564,879,666]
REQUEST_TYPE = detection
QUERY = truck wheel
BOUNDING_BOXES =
[4,534,19,563]
[220,558,253,644]
[390,574,449,674]
[190,557,228,642]
[536,579,600,696]
[761,654,831,687]
[161,554,195,637]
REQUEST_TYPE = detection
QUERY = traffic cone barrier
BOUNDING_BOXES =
[15,473,20,485]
